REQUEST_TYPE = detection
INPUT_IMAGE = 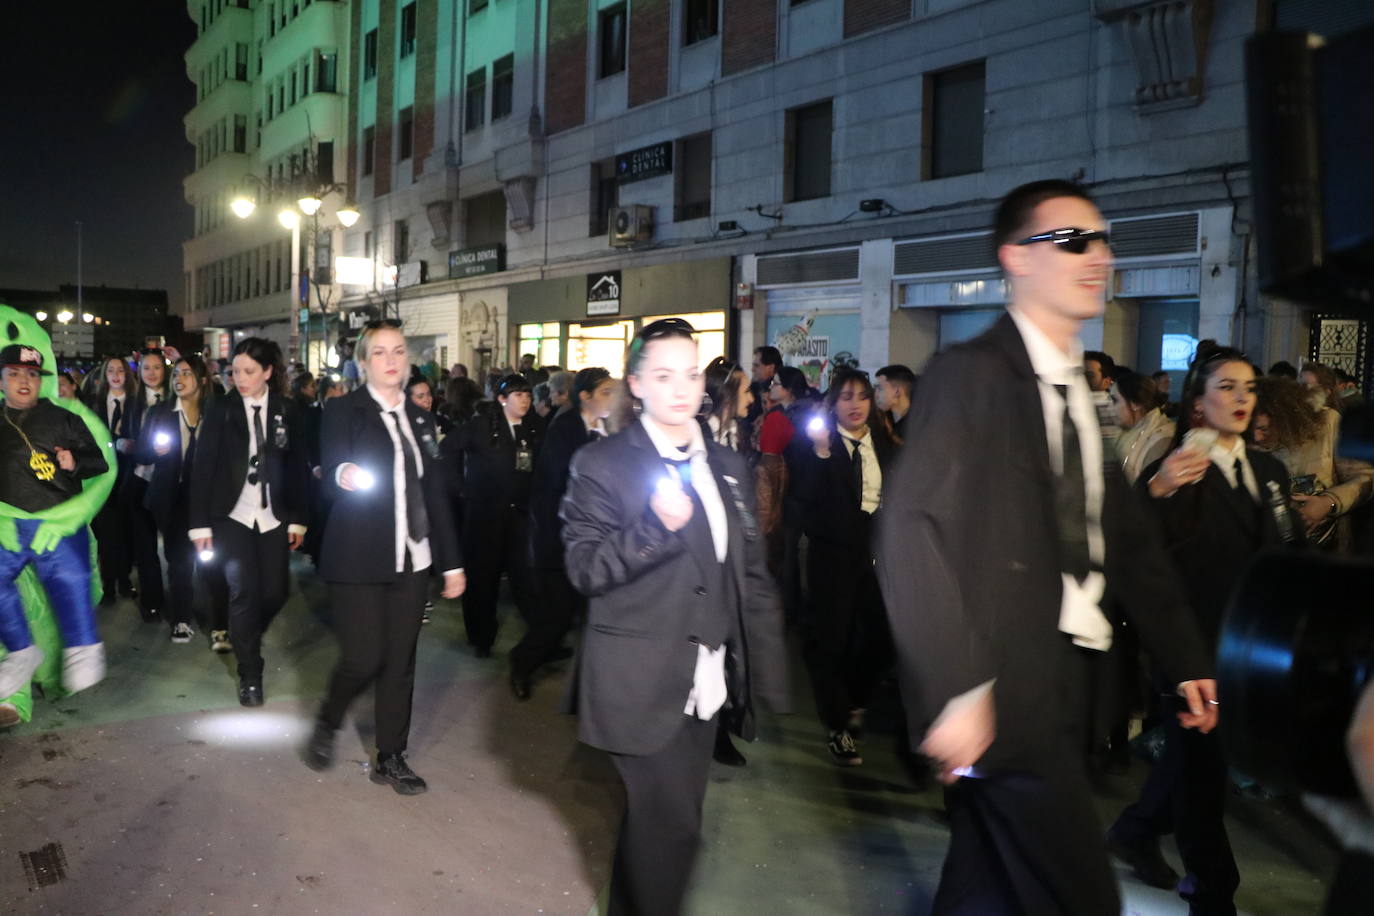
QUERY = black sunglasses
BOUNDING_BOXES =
[1016,227,1111,255]
[363,319,402,331]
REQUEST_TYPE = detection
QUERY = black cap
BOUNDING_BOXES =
[0,344,52,376]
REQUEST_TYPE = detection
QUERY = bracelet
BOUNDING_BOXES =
[1326,494,1340,517]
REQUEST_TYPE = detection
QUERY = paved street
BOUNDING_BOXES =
[2,560,1338,915]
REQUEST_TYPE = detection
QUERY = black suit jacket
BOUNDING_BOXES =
[187,389,309,531]
[315,387,462,583]
[875,313,1212,772]
[529,408,599,569]
[455,408,543,530]
[1140,447,1301,650]
[560,421,790,756]
[133,400,198,532]
[790,427,894,546]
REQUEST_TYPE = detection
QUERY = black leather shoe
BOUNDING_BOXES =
[238,678,264,707]
[371,753,427,795]
[713,729,747,767]
[510,671,532,701]
[140,606,161,623]
[473,645,492,659]
[1107,826,1179,889]
[119,582,138,600]
[301,719,335,771]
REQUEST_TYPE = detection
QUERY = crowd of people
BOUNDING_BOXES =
[5,178,1374,915]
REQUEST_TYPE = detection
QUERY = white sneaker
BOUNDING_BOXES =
[171,623,194,644]
[62,643,106,693]
[210,630,233,654]
[0,702,20,728]
[0,645,44,698]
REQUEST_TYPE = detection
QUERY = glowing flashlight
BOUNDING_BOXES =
[807,416,826,435]
[198,549,215,562]
[154,431,172,448]
[353,468,376,490]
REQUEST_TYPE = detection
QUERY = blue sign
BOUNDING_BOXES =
[1160,333,1198,371]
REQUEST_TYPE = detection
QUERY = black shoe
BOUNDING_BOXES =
[140,606,161,623]
[119,582,138,600]
[371,753,427,795]
[1107,826,1179,889]
[713,730,747,767]
[301,719,336,771]
[510,671,532,701]
[238,678,264,707]
[474,645,492,659]
[826,730,863,767]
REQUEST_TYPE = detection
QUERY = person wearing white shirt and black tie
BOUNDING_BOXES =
[300,321,465,794]
[121,348,172,622]
[560,319,789,916]
[188,338,309,707]
[88,355,137,602]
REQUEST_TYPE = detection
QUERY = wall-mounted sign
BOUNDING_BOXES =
[587,270,622,316]
[615,142,672,184]
[449,244,505,279]
[334,256,375,287]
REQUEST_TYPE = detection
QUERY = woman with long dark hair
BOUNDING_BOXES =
[188,338,309,706]
[561,318,788,915]
[1108,344,1303,913]
[122,349,172,622]
[1111,369,1175,486]
[134,355,230,648]
[701,356,753,454]
[88,355,139,601]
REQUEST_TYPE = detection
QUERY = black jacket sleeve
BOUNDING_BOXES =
[62,407,108,480]
[187,400,222,532]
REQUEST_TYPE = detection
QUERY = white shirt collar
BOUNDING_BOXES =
[173,399,186,416]
[366,382,405,413]
[1008,305,1084,384]
[640,414,707,461]
[1209,435,1247,467]
[243,391,269,410]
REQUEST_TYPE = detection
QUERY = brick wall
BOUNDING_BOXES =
[722,0,776,76]
[628,0,670,108]
[412,0,437,181]
[843,0,910,38]
[545,0,588,134]
[346,0,362,191]
[374,0,397,199]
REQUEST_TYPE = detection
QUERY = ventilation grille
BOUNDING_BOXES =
[1109,212,1199,259]
[894,233,997,276]
[756,248,860,286]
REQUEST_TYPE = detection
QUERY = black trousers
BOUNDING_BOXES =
[319,568,427,755]
[214,519,290,680]
[93,489,131,593]
[803,537,892,733]
[608,715,717,916]
[510,567,582,678]
[1112,697,1239,915]
[122,478,165,612]
[933,644,1120,916]
[161,500,229,631]
[461,509,534,651]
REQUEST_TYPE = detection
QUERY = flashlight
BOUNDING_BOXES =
[656,474,681,496]
[353,468,376,490]
[154,431,172,448]
[198,548,215,563]
[807,416,826,435]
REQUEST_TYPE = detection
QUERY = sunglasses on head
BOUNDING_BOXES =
[1016,227,1111,255]
[363,319,402,331]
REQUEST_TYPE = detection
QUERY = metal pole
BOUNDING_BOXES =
[76,220,83,312]
[289,221,301,366]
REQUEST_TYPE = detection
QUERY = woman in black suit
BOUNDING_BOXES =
[188,338,309,707]
[88,355,138,601]
[1108,346,1302,914]
[122,348,172,622]
[300,321,465,794]
[561,318,788,916]
[790,368,896,767]
[134,355,230,648]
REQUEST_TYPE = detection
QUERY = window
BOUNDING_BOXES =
[684,0,718,45]
[398,107,414,160]
[277,78,285,112]
[463,191,507,247]
[316,140,334,184]
[469,0,489,12]
[257,39,263,75]
[315,51,337,92]
[256,111,262,148]
[518,323,562,369]
[363,28,378,80]
[289,65,298,105]
[400,2,417,58]
[394,220,410,263]
[589,159,618,237]
[674,132,712,221]
[363,231,372,258]
[785,99,832,202]
[269,3,276,36]
[235,42,249,80]
[923,61,985,179]
[464,67,486,131]
[314,227,332,284]
[233,115,247,153]
[362,126,375,176]
[491,54,514,121]
[599,4,627,78]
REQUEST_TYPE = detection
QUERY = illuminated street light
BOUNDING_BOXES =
[230,196,257,219]
[56,309,74,323]
[82,313,94,323]
[337,204,360,228]
[35,311,47,321]
[278,208,300,230]
[297,195,323,216]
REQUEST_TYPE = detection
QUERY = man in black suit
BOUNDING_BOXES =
[875,180,1219,914]
[875,364,917,442]
[454,374,542,656]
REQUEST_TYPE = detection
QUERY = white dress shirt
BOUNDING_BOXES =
[1209,436,1260,502]
[638,416,730,721]
[133,391,162,482]
[1008,306,1113,652]
[173,400,197,462]
[839,427,883,514]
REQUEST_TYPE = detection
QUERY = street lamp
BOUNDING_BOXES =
[277,208,301,230]
[337,204,360,228]
[297,195,323,216]
[230,197,257,220]
[35,310,47,321]
[56,309,74,323]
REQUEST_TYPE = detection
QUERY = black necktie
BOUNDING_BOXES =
[387,410,429,541]
[252,405,267,507]
[181,420,197,484]
[846,437,865,507]
[1053,384,1091,580]
[1232,457,1247,495]
[110,399,123,436]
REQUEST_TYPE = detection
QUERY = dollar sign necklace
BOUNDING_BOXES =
[3,405,57,481]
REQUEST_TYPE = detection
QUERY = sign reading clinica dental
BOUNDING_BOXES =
[586,271,622,316]
[615,142,672,183]
[448,244,505,279]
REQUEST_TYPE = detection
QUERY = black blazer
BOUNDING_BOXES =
[455,407,543,529]
[133,400,202,532]
[1139,447,1302,650]
[790,426,895,546]
[875,313,1213,772]
[560,421,790,756]
[529,408,599,569]
[187,389,309,531]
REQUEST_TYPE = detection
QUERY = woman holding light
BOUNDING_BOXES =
[301,320,465,796]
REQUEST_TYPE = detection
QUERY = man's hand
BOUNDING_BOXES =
[442,570,466,599]
[54,447,75,472]
[162,345,182,365]
[1177,679,1220,733]
[920,687,996,784]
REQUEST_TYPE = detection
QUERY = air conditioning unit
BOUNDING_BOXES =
[609,205,654,247]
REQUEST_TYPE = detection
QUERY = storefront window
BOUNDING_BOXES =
[517,321,562,368]
[642,311,726,368]
[1135,299,1199,396]
[567,320,635,372]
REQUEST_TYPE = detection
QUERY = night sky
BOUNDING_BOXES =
[0,2,196,311]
